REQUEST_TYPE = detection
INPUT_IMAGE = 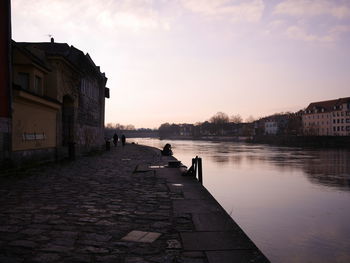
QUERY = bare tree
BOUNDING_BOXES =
[210,112,229,124]
[209,112,229,135]
[245,115,255,123]
[106,123,114,128]
[125,124,136,130]
[230,114,242,124]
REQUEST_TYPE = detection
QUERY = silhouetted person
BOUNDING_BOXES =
[121,134,126,147]
[113,133,118,147]
[161,143,173,156]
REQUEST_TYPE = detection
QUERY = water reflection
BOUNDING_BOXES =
[207,143,350,190]
[302,150,350,190]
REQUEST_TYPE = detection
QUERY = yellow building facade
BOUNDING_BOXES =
[12,44,60,163]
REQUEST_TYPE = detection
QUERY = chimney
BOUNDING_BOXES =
[51,37,54,43]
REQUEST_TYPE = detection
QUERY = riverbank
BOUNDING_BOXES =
[157,135,350,148]
[0,143,268,263]
[248,135,350,148]
[160,135,250,142]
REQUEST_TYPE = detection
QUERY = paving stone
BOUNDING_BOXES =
[49,231,78,238]
[0,255,24,263]
[78,217,99,223]
[8,240,38,248]
[206,250,270,263]
[78,246,109,254]
[182,251,205,258]
[121,230,161,243]
[166,239,182,249]
[132,245,161,255]
[51,238,76,247]
[20,228,46,236]
[0,225,21,233]
[192,212,240,231]
[31,253,61,262]
[95,220,115,226]
[181,231,255,250]
[40,244,73,253]
[82,233,112,242]
[151,221,172,229]
[125,257,149,263]
[173,199,221,213]
[61,255,92,263]
[96,255,123,263]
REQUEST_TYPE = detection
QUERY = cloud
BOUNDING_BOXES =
[274,0,350,19]
[285,24,350,43]
[286,26,332,42]
[12,0,170,33]
[181,0,265,22]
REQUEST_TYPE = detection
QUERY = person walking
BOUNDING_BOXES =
[121,134,126,147]
[113,133,118,147]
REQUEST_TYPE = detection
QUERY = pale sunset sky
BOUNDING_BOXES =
[11,0,350,128]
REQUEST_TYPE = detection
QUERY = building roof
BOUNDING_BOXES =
[12,41,51,71]
[15,39,107,82]
[305,97,350,113]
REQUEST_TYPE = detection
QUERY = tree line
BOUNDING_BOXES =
[158,111,302,138]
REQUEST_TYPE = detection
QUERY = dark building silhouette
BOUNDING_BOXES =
[11,40,109,164]
[0,0,12,166]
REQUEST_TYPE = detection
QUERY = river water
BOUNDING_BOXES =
[129,137,350,263]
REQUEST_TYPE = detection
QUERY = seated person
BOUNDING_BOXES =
[161,143,173,156]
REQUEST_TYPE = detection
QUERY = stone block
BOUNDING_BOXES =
[181,232,255,251]
[121,230,161,243]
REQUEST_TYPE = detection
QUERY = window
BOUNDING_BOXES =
[341,119,344,123]
[34,75,42,95]
[333,119,336,124]
[346,126,350,131]
[337,126,340,131]
[346,119,350,123]
[341,126,344,131]
[18,72,29,90]
[333,127,336,131]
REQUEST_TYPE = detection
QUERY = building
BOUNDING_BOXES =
[303,97,350,136]
[179,124,194,137]
[11,39,109,164]
[264,120,278,135]
[12,42,60,163]
[258,114,289,135]
[0,0,12,166]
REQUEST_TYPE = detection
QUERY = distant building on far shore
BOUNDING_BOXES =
[303,97,350,136]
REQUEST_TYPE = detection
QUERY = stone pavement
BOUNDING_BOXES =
[0,144,269,263]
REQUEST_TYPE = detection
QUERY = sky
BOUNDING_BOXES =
[11,0,350,128]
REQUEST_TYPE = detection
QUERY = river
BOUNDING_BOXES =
[129,137,350,263]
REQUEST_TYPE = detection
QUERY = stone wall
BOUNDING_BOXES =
[11,147,56,166]
[0,117,11,167]
[75,124,104,150]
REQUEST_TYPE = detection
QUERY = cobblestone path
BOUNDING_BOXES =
[0,144,196,263]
